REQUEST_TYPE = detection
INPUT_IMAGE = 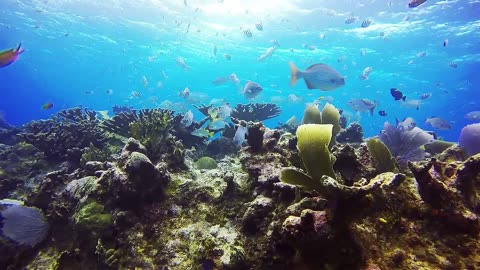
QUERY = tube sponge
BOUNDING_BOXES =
[301,105,322,124]
[296,124,336,179]
[0,199,49,247]
[459,123,480,157]
[321,103,341,147]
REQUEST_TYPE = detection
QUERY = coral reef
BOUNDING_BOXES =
[459,123,480,156]
[3,106,480,270]
[231,103,281,122]
[18,108,107,161]
[195,156,218,170]
[336,122,364,143]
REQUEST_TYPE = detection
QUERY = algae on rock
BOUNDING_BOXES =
[367,138,398,173]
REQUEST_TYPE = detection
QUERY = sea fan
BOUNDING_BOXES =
[0,199,49,247]
[379,121,434,164]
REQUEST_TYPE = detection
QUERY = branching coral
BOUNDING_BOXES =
[19,108,107,160]
[231,103,281,122]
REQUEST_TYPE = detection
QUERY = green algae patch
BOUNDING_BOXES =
[195,156,218,170]
[74,201,113,231]
[367,138,397,173]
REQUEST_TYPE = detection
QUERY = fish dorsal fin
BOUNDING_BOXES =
[306,63,327,70]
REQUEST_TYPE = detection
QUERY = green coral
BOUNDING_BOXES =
[280,124,336,191]
[74,201,113,231]
[367,138,397,173]
[80,143,113,166]
[195,156,218,170]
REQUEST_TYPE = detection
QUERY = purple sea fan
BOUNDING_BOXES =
[379,121,434,164]
[459,123,480,157]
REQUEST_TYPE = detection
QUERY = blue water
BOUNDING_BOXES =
[1,0,479,141]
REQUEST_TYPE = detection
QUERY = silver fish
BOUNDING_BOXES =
[218,104,232,119]
[179,87,190,98]
[212,76,230,85]
[289,62,345,91]
[243,81,263,99]
[181,110,193,127]
[233,125,248,146]
[257,46,276,62]
[347,98,377,115]
[175,57,190,70]
[425,117,451,130]
[465,111,480,122]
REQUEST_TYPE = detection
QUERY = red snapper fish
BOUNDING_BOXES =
[0,43,24,68]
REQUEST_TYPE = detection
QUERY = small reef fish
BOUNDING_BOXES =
[179,87,191,98]
[191,128,213,138]
[84,90,94,95]
[360,67,373,80]
[175,57,190,70]
[361,19,372,28]
[378,110,387,117]
[224,54,232,61]
[417,51,427,58]
[213,45,217,56]
[257,46,276,62]
[161,70,168,79]
[289,62,345,91]
[181,110,193,127]
[287,94,303,104]
[208,119,228,131]
[397,117,416,131]
[390,88,406,101]
[420,93,431,100]
[233,125,248,146]
[443,39,448,47]
[0,43,24,68]
[345,16,358,24]
[401,99,422,110]
[243,81,263,99]
[347,98,377,116]
[243,29,252,37]
[408,0,427,8]
[319,33,326,39]
[42,102,54,110]
[425,117,452,130]
[270,39,280,46]
[106,89,114,95]
[449,62,458,68]
[142,76,148,87]
[212,76,230,85]
[218,104,232,119]
[131,91,141,97]
[229,73,240,84]
[255,22,263,31]
[465,111,480,121]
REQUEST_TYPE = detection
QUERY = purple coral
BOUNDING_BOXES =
[459,123,480,157]
[379,120,434,164]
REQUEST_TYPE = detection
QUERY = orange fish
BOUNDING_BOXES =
[0,43,24,68]
[42,102,54,110]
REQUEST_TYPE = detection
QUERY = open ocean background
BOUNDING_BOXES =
[1,0,479,141]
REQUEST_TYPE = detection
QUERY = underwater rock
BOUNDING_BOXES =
[409,155,480,233]
[121,137,147,156]
[332,143,377,185]
[336,122,364,143]
[205,137,238,159]
[242,195,274,235]
[281,209,330,243]
[246,121,265,152]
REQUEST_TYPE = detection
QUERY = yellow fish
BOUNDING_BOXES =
[0,43,24,68]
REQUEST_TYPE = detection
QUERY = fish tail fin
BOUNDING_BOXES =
[402,96,407,101]
[208,131,214,138]
[16,43,24,54]
[289,62,300,86]
[369,107,374,116]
